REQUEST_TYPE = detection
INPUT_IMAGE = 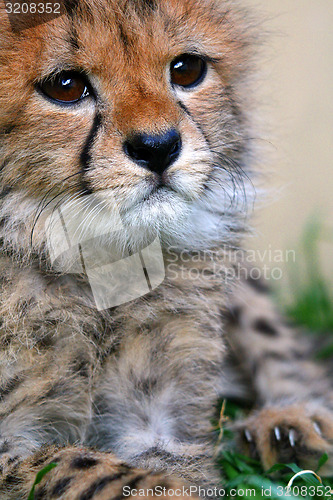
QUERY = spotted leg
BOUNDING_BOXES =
[223,275,333,473]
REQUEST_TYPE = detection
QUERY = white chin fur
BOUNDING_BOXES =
[44,170,251,263]
[0,167,253,267]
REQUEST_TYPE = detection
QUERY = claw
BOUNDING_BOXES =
[313,422,322,436]
[274,426,281,441]
[244,429,253,442]
[289,429,297,447]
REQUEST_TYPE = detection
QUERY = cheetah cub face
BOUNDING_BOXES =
[0,0,253,255]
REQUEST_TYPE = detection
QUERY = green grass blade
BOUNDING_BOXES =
[28,462,58,500]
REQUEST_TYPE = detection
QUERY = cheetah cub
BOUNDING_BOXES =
[0,0,332,498]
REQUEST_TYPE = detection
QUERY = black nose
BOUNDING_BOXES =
[123,129,182,175]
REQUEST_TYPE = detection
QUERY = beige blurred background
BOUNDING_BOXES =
[242,0,333,283]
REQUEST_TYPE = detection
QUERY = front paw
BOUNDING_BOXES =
[28,447,201,499]
[235,404,333,474]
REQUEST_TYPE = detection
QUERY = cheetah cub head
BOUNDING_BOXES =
[0,0,254,260]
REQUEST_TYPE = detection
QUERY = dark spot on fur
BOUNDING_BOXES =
[72,455,98,469]
[79,471,130,500]
[0,217,10,232]
[97,475,147,500]
[246,275,270,294]
[35,332,54,348]
[31,450,53,468]
[2,124,16,135]
[118,463,132,472]
[47,456,62,465]
[0,440,10,454]
[34,485,48,499]
[4,471,22,486]
[253,318,278,336]
[72,356,91,378]
[124,473,147,490]
[223,306,242,325]
[32,457,48,468]
[0,187,13,197]
[51,476,73,496]
[0,375,24,401]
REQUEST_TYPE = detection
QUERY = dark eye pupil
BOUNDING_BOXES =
[171,55,206,88]
[39,71,89,104]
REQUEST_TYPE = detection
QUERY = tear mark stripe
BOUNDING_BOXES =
[80,112,102,194]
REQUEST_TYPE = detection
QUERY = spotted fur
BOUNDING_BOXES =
[0,0,332,499]
[223,275,333,473]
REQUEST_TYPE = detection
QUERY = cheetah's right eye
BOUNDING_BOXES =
[170,54,207,89]
[39,71,91,104]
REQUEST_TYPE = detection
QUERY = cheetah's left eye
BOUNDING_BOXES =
[170,54,207,89]
[39,71,91,104]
